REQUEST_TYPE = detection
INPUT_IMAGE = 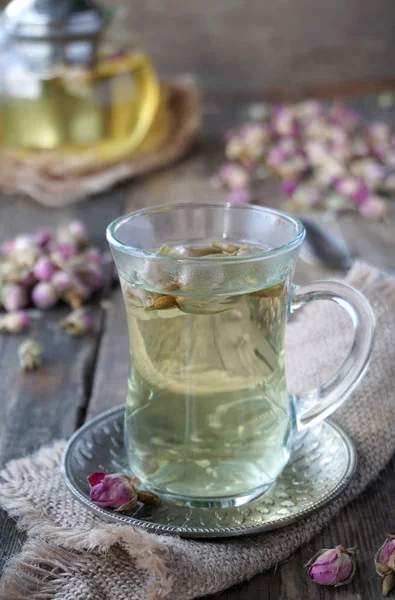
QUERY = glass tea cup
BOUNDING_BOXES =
[107,203,375,509]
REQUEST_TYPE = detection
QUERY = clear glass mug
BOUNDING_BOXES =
[107,203,375,509]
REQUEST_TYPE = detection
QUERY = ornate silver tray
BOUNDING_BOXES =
[62,406,356,538]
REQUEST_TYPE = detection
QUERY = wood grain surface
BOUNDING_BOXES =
[2,93,395,599]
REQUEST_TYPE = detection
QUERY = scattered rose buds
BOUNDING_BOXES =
[18,339,44,371]
[0,311,30,333]
[375,535,395,596]
[57,309,94,336]
[214,100,391,219]
[0,222,104,317]
[88,472,159,512]
[306,545,356,587]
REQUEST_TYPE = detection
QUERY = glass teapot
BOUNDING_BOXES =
[0,0,161,162]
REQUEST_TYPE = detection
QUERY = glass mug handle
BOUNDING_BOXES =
[291,280,375,430]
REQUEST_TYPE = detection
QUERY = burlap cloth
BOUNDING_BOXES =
[1,262,394,600]
[0,79,200,207]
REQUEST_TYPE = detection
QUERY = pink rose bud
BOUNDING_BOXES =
[35,230,52,247]
[375,536,395,597]
[13,234,38,254]
[68,220,88,242]
[369,122,390,143]
[334,177,360,198]
[359,196,387,220]
[33,258,57,282]
[1,284,29,312]
[57,243,76,260]
[88,472,138,511]
[217,164,250,189]
[281,179,298,197]
[226,188,252,204]
[351,183,371,205]
[20,270,37,288]
[266,146,288,167]
[306,546,356,587]
[225,136,245,161]
[0,311,31,333]
[86,248,102,264]
[51,270,74,293]
[31,282,58,309]
[2,239,15,256]
[58,309,94,336]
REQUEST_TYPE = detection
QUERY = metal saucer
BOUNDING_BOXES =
[62,406,356,538]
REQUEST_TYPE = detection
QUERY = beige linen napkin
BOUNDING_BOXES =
[1,262,395,600]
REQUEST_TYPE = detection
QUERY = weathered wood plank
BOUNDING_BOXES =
[0,189,125,574]
[104,0,395,97]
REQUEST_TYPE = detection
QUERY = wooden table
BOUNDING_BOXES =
[1,91,395,599]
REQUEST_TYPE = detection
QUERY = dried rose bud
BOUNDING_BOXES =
[359,196,387,220]
[86,247,102,264]
[226,188,252,204]
[18,339,44,371]
[31,282,58,310]
[35,230,52,248]
[1,283,29,312]
[281,179,299,197]
[88,472,138,511]
[13,234,38,254]
[306,546,356,587]
[51,270,74,293]
[217,164,250,189]
[56,243,77,260]
[2,240,15,256]
[33,258,57,282]
[20,270,37,288]
[74,262,103,291]
[0,311,30,333]
[375,536,395,597]
[68,220,88,242]
[57,309,94,336]
[368,122,390,144]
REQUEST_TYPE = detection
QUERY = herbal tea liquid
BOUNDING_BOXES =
[121,242,292,504]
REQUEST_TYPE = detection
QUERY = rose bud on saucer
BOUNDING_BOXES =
[306,545,356,587]
[88,472,138,512]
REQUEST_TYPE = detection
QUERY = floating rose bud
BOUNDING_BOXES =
[306,546,356,587]
[35,230,52,247]
[226,188,252,204]
[31,282,58,309]
[359,196,387,220]
[0,311,31,333]
[57,309,94,336]
[88,472,138,511]
[18,339,44,371]
[33,258,56,282]
[1,284,28,312]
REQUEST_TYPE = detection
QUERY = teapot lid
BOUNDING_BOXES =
[2,0,109,39]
